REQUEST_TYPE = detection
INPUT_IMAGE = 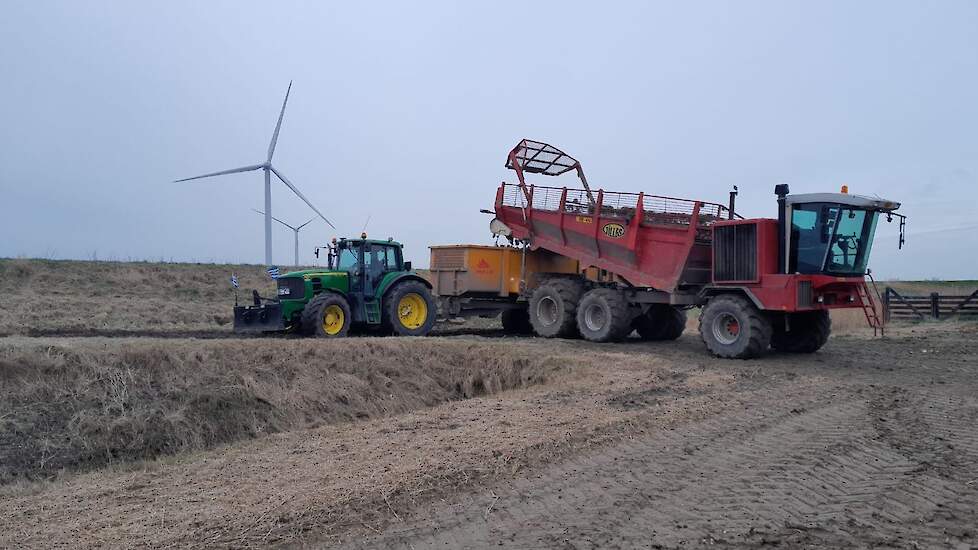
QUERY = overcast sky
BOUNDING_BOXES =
[1,1,976,279]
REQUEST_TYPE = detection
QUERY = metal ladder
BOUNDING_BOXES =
[860,270,885,337]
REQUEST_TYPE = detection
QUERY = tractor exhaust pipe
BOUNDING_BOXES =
[775,183,790,274]
[728,186,738,220]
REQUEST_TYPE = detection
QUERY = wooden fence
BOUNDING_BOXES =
[883,288,978,321]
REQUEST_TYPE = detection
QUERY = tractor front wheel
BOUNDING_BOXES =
[699,294,771,359]
[302,293,352,338]
[771,311,831,353]
[385,281,436,336]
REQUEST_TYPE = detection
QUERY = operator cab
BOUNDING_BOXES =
[784,191,902,276]
[320,237,408,273]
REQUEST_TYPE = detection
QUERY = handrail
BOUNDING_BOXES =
[499,183,742,226]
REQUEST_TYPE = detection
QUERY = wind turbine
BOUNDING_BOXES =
[253,209,316,268]
[174,81,335,265]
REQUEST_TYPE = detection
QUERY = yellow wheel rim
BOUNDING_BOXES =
[322,304,345,335]
[397,293,428,330]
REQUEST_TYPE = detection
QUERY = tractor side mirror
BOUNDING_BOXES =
[314,247,320,258]
[404,261,412,271]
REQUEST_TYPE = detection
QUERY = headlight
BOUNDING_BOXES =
[277,287,290,296]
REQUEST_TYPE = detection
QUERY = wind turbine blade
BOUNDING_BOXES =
[266,81,292,163]
[173,164,264,182]
[297,217,316,230]
[269,165,336,229]
[252,208,295,230]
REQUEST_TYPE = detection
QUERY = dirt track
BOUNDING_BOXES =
[1,324,977,549]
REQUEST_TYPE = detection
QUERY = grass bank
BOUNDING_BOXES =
[0,337,563,483]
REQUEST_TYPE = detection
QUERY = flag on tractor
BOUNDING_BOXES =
[267,266,280,279]
[230,274,239,288]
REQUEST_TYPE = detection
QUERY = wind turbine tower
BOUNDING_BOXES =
[174,82,334,265]
[253,209,316,268]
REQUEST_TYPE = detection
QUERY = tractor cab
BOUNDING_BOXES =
[782,189,904,276]
[324,236,413,298]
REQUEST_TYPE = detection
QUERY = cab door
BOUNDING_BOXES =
[363,244,400,296]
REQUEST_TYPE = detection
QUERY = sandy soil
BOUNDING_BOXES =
[1,322,976,549]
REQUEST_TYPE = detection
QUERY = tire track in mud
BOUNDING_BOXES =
[343,384,978,549]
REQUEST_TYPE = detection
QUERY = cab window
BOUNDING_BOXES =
[336,245,361,270]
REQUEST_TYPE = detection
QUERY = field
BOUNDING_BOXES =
[1,259,976,549]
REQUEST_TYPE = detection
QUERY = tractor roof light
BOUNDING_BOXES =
[841,185,849,194]
[361,232,368,239]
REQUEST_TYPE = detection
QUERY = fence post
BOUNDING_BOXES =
[931,292,940,319]
[883,288,891,323]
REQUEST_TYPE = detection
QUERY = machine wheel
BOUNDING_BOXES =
[576,288,632,342]
[301,292,352,338]
[385,281,436,336]
[771,311,831,353]
[699,294,772,359]
[529,278,583,338]
[633,305,687,341]
[501,307,533,335]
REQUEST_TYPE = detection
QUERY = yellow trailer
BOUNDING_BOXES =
[428,244,584,332]
[429,245,578,298]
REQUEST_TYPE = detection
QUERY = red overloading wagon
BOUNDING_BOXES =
[481,139,905,358]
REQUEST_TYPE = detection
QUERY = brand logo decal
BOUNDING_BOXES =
[475,258,493,274]
[602,223,626,238]
[575,216,593,224]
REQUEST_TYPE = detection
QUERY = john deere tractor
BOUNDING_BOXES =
[233,236,436,337]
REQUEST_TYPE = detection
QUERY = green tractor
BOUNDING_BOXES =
[233,236,436,337]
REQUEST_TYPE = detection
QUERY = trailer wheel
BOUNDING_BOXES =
[529,278,583,338]
[385,280,437,336]
[633,305,687,341]
[576,288,632,342]
[501,307,533,335]
[771,311,831,353]
[699,294,771,359]
[301,293,352,338]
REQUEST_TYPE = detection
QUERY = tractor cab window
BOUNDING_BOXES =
[827,208,877,273]
[366,245,401,273]
[789,202,880,275]
[382,246,401,270]
[336,245,361,271]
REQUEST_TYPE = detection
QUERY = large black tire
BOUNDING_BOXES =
[501,307,533,335]
[301,292,352,338]
[384,280,437,336]
[576,288,632,342]
[771,310,831,353]
[633,305,687,341]
[699,294,772,359]
[528,278,584,338]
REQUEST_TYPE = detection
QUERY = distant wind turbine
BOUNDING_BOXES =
[253,209,316,268]
[174,81,334,265]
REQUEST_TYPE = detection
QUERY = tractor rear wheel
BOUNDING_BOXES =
[699,294,771,359]
[771,310,831,353]
[633,305,687,341]
[529,278,583,338]
[385,281,436,336]
[576,288,632,342]
[501,307,533,335]
[301,293,352,338]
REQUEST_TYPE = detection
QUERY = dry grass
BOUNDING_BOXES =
[0,259,280,336]
[0,337,563,483]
